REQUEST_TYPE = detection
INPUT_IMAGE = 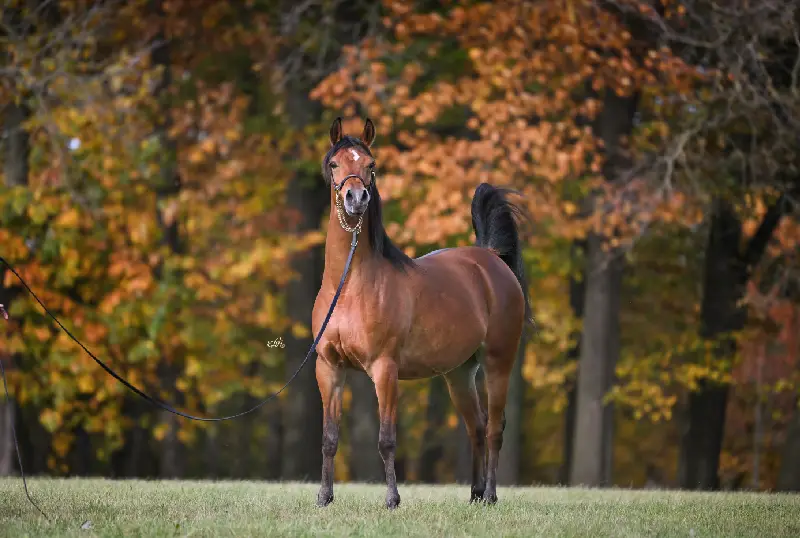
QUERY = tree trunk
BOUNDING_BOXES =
[678,199,744,490]
[2,103,29,186]
[569,89,636,487]
[347,370,383,482]
[560,240,586,484]
[0,400,14,476]
[158,410,182,478]
[777,395,800,491]
[263,398,283,479]
[677,178,795,490]
[0,102,30,477]
[497,343,525,485]
[150,2,184,479]
[418,375,449,483]
[68,427,93,476]
[111,398,156,478]
[570,233,624,486]
[560,386,577,485]
[281,160,327,481]
[203,426,220,479]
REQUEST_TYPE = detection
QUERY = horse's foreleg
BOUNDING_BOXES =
[316,358,346,507]
[444,357,487,502]
[482,355,512,505]
[371,358,400,509]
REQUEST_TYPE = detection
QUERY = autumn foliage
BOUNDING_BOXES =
[1,0,798,490]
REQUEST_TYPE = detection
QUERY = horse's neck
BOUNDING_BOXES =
[322,202,375,290]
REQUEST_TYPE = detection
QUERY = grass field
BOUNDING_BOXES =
[1,478,799,537]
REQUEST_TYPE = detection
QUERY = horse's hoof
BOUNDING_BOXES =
[385,492,401,510]
[482,491,498,505]
[317,491,334,507]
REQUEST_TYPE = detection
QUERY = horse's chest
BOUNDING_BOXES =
[330,297,404,365]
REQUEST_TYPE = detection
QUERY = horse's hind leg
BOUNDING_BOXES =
[444,354,487,502]
[316,357,346,507]
[481,344,518,505]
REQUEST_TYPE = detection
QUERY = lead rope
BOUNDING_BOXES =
[0,229,359,519]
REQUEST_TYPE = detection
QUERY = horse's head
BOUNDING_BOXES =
[323,117,376,218]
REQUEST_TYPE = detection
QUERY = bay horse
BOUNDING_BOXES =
[312,117,531,509]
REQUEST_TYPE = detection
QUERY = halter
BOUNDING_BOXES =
[332,170,375,238]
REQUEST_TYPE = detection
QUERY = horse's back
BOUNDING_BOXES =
[411,245,525,353]
[415,246,521,297]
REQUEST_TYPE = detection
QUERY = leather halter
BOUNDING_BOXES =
[332,171,375,193]
[332,170,375,235]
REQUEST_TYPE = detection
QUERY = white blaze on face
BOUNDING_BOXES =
[350,149,360,161]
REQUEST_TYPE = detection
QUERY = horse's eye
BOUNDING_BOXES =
[330,162,338,169]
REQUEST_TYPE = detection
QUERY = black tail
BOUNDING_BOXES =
[471,183,533,328]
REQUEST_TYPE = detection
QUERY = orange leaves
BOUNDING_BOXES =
[0,0,313,476]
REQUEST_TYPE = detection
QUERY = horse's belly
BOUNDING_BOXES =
[395,313,485,380]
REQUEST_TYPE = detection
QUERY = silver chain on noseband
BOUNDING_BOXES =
[333,172,373,235]
[335,190,364,234]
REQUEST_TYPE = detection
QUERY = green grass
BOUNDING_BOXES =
[1,478,799,537]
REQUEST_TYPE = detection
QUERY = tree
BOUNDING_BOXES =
[570,90,638,487]
[0,101,29,476]
[0,0,307,477]
[312,0,698,487]
[604,0,800,490]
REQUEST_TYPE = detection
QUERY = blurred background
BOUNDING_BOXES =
[1,0,799,492]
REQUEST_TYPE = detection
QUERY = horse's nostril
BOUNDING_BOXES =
[345,190,353,201]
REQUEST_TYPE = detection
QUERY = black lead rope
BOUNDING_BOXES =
[0,230,359,519]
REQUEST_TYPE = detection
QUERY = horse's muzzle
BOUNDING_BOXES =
[344,188,370,216]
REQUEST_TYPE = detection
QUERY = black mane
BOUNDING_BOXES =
[322,136,415,271]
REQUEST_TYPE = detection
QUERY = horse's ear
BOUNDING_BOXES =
[361,118,376,147]
[329,117,343,146]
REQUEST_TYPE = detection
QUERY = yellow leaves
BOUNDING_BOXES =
[153,422,169,442]
[27,201,51,225]
[127,212,154,246]
[77,375,94,394]
[185,356,201,377]
[3,333,26,354]
[563,201,578,216]
[52,433,73,458]
[55,207,81,229]
[291,322,310,339]
[40,408,63,433]
[256,294,280,327]
[176,378,190,392]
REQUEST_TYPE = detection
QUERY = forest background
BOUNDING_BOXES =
[1,0,799,492]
